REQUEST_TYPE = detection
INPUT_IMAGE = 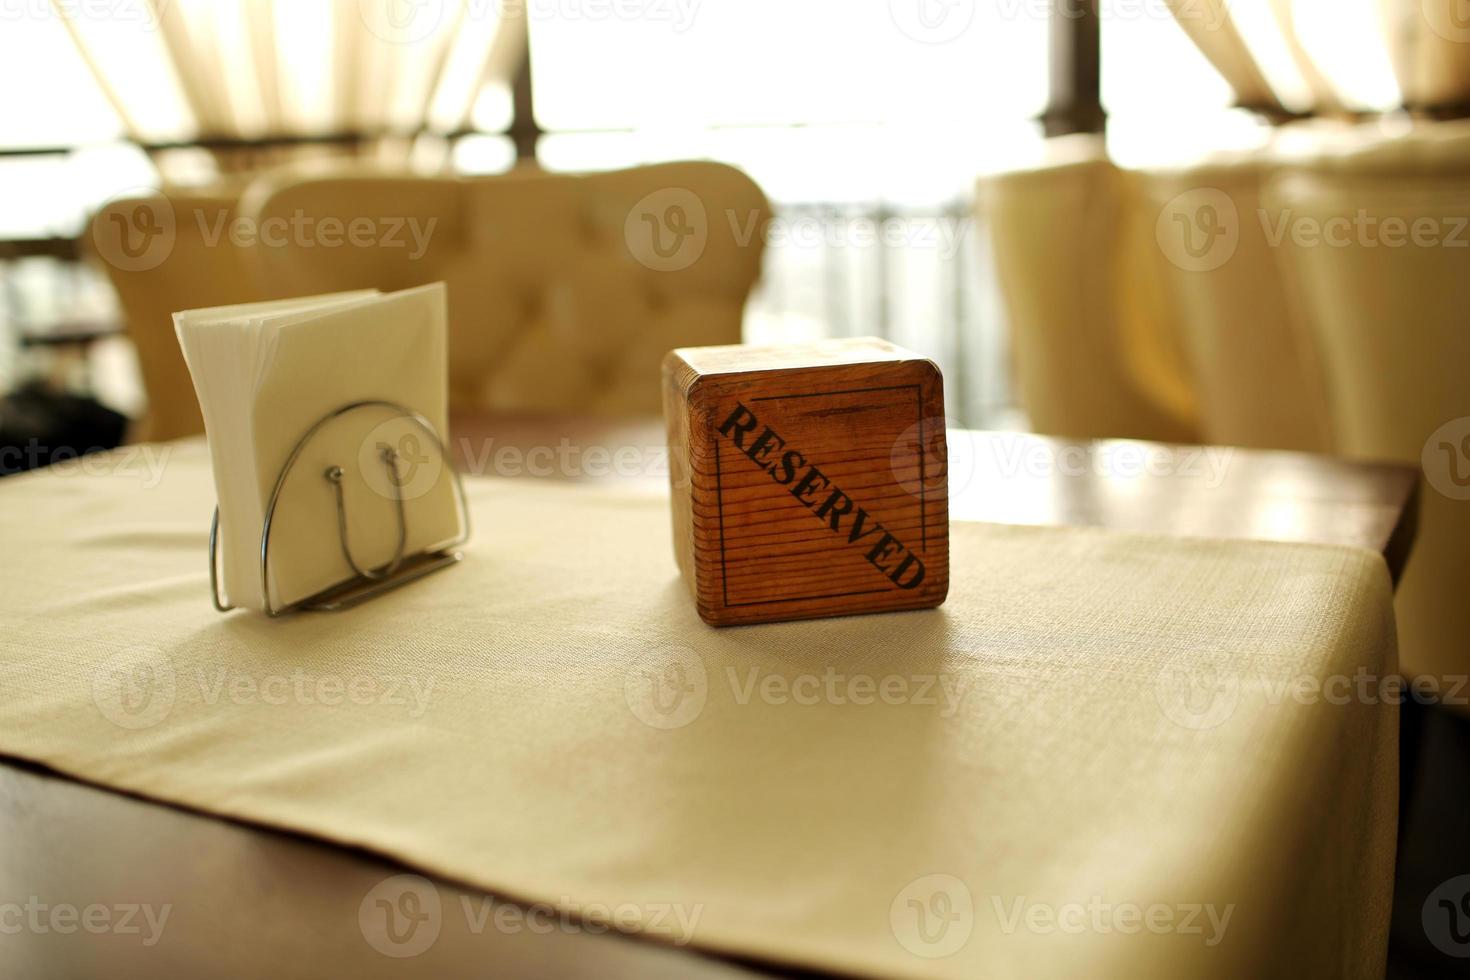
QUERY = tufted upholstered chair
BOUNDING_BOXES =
[1266,121,1470,685]
[240,162,768,417]
[90,162,769,439]
[976,137,1201,443]
[88,192,265,443]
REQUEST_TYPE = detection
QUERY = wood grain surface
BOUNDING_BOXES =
[664,339,949,625]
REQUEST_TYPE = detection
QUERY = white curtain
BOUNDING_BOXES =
[1164,0,1465,114]
[51,0,523,158]
[1387,0,1470,108]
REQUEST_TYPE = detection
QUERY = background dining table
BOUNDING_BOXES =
[0,416,1420,979]
[444,415,1419,583]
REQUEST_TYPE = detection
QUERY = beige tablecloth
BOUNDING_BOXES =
[0,442,1397,978]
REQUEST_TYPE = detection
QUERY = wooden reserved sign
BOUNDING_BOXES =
[663,338,949,626]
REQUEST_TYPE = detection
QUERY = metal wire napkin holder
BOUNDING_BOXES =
[208,400,470,617]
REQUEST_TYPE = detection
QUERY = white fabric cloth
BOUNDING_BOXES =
[55,0,522,144]
[0,442,1397,977]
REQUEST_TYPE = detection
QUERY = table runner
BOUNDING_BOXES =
[0,442,1397,978]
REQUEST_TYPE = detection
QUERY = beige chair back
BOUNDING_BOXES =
[1266,121,1470,682]
[88,193,263,442]
[1141,150,1334,452]
[241,162,768,416]
[977,138,1200,442]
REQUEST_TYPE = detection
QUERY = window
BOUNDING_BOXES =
[528,0,1049,423]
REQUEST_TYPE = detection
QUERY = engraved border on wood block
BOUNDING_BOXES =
[712,382,931,610]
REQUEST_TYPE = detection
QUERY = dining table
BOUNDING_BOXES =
[0,415,1420,979]
[440,415,1419,583]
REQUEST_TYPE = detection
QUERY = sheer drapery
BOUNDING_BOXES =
[51,0,522,155]
[1164,0,1466,114]
[1388,0,1470,108]
[1163,0,1283,111]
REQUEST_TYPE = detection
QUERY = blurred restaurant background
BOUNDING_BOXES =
[7,0,1449,438]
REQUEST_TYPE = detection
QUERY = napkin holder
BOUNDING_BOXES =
[663,338,950,626]
[208,400,470,617]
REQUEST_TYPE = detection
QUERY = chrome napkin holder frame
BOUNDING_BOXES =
[209,400,470,617]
